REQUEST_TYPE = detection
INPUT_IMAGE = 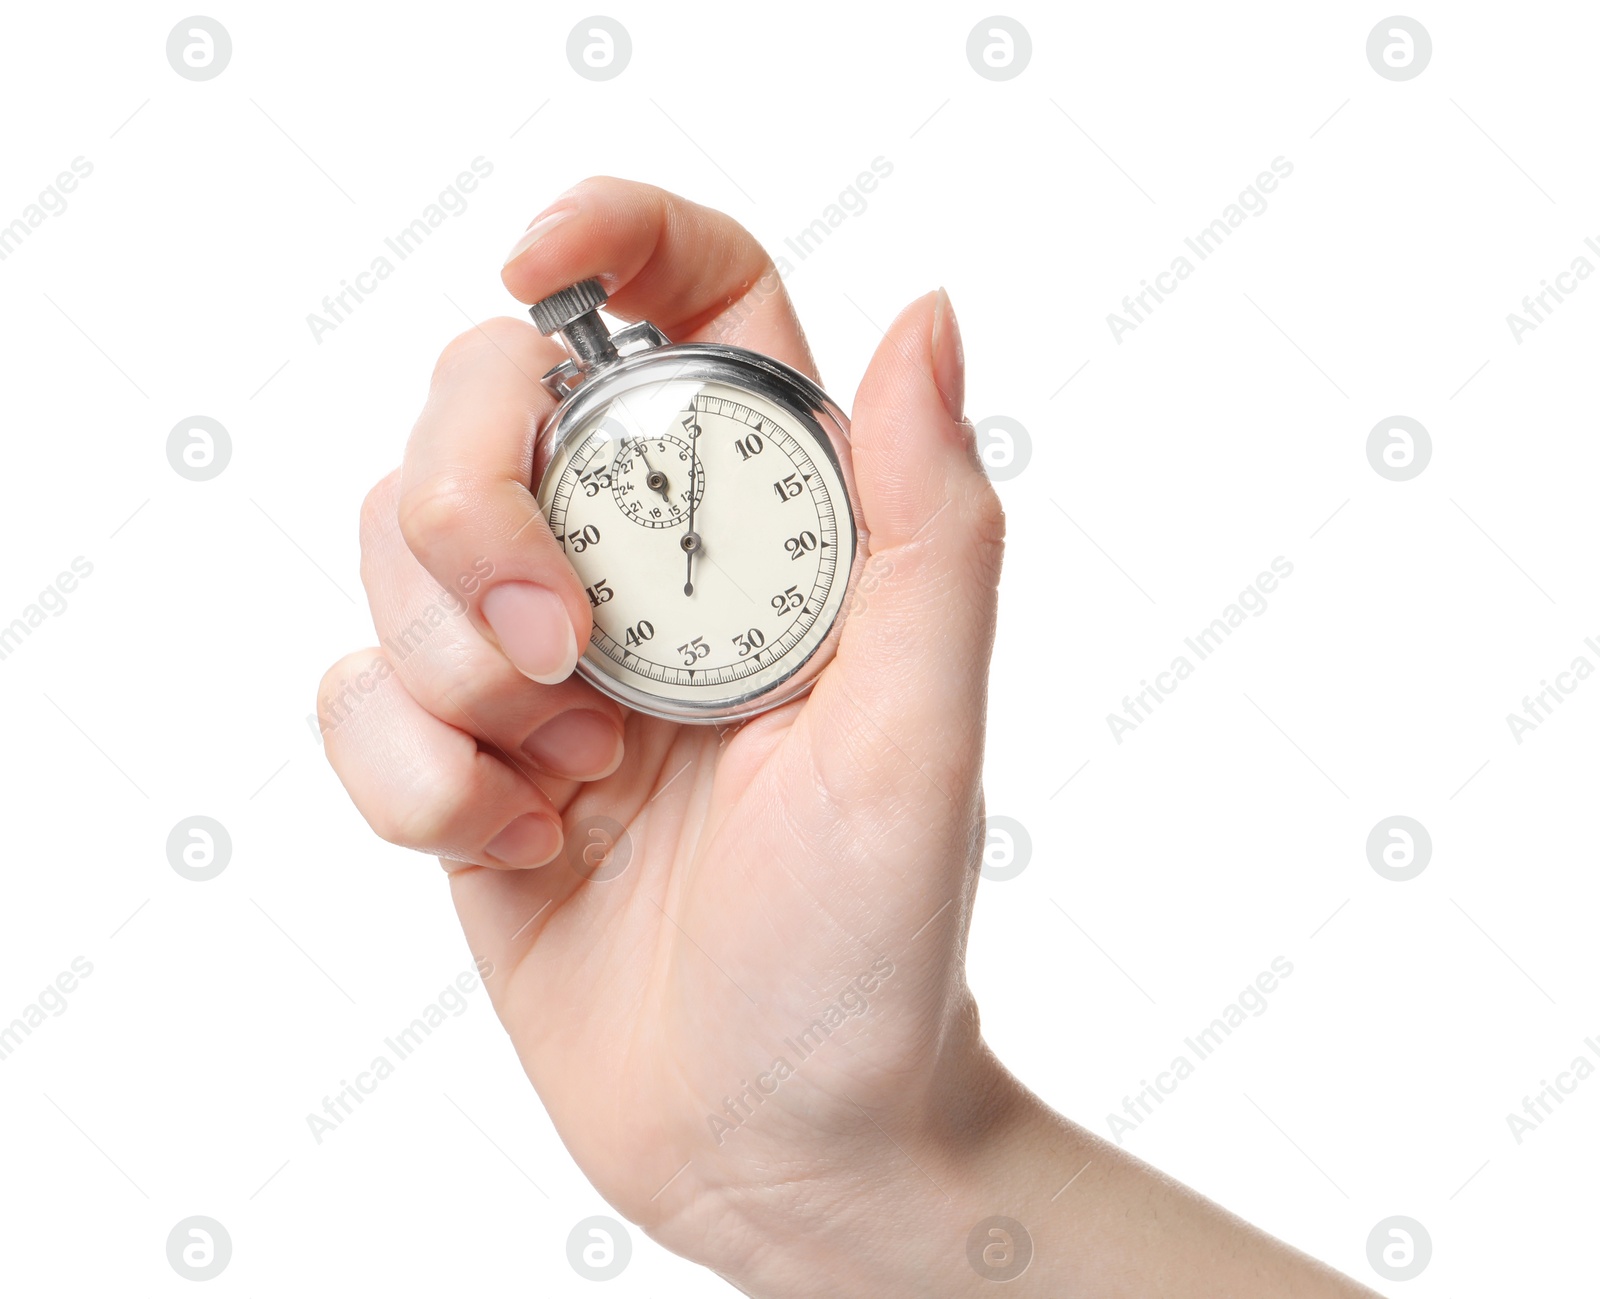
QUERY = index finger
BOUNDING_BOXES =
[501,175,818,380]
[402,180,817,692]
[398,316,593,686]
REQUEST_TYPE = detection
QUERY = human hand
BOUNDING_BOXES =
[320,176,1009,1293]
[321,178,1385,1299]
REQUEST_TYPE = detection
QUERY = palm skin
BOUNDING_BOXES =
[460,666,986,1260]
[448,302,1001,1270]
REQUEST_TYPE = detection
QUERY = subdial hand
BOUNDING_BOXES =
[630,440,672,502]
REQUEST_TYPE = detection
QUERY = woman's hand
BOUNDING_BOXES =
[320,177,1009,1292]
[321,177,1380,1298]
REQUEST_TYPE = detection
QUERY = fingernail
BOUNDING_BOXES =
[931,287,965,423]
[482,582,579,684]
[504,208,576,266]
[523,710,624,781]
[484,813,563,868]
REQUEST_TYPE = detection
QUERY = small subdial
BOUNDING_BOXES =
[610,434,704,529]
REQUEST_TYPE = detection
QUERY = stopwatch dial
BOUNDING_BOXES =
[610,434,704,528]
[540,378,854,716]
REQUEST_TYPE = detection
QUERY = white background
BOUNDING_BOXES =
[1,1,1595,1293]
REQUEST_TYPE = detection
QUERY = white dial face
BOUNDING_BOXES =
[539,374,854,716]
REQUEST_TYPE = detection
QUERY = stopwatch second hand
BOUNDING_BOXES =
[681,419,701,596]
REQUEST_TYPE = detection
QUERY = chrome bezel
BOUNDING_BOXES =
[534,340,867,724]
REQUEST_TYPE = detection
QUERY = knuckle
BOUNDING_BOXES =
[397,471,478,562]
[316,649,389,740]
[358,470,402,549]
[401,635,501,720]
[569,174,664,217]
[430,316,538,388]
[372,755,479,850]
[963,481,1008,580]
[567,174,623,201]
[372,788,453,850]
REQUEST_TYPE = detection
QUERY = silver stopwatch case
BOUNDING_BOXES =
[527,280,868,724]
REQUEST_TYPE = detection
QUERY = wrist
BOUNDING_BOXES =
[717,1047,1383,1299]
[721,1041,1072,1299]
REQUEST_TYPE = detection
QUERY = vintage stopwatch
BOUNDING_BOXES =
[527,279,867,723]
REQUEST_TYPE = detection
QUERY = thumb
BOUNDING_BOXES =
[806,289,1005,800]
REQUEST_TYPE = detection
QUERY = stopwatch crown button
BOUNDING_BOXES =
[529,279,609,335]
